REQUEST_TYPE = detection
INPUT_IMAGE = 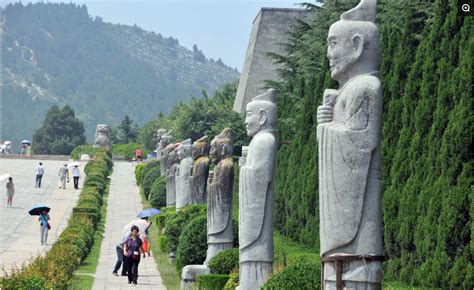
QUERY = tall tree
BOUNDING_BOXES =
[117,115,138,144]
[32,105,86,154]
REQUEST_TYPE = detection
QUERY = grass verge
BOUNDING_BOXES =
[68,185,109,289]
[139,187,181,290]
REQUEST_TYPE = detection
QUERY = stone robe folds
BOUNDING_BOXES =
[239,130,276,263]
[190,156,210,204]
[160,144,174,177]
[176,157,193,210]
[317,74,383,257]
[207,158,234,244]
[166,163,178,207]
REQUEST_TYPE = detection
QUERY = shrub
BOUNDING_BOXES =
[142,166,161,199]
[196,274,230,290]
[140,161,160,184]
[164,205,206,253]
[208,248,239,275]
[224,269,239,290]
[70,144,94,160]
[149,176,166,208]
[262,262,321,290]
[176,214,207,270]
[135,163,147,185]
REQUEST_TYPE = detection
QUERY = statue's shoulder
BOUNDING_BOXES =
[196,156,210,165]
[253,131,277,148]
[350,75,381,93]
[220,158,234,170]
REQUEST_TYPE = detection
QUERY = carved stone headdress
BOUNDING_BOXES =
[214,128,233,157]
[340,0,376,22]
[193,135,210,155]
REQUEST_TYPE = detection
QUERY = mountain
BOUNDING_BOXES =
[0,2,239,145]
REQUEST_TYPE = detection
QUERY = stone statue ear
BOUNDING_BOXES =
[219,143,226,157]
[351,33,364,60]
[258,109,268,126]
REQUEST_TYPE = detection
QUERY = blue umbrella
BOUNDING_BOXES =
[28,204,50,216]
[137,208,161,218]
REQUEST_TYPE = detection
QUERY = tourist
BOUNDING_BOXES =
[141,217,152,257]
[112,231,131,276]
[72,165,80,190]
[39,209,50,245]
[136,148,142,162]
[35,162,45,188]
[58,164,69,189]
[123,225,145,285]
[6,177,14,207]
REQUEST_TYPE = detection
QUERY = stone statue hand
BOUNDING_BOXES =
[239,157,247,168]
[318,89,337,124]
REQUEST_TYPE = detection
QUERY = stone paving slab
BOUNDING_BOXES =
[92,162,166,290]
[0,159,84,275]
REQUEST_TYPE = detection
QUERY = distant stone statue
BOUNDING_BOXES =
[159,131,174,176]
[93,124,110,148]
[239,89,277,289]
[204,128,234,265]
[156,128,167,157]
[175,139,193,211]
[166,145,179,207]
[317,1,384,289]
[189,136,210,204]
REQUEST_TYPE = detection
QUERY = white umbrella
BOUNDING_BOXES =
[0,174,11,182]
[122,219,150,236]
[4,141,11,145]
[68,161,81,167]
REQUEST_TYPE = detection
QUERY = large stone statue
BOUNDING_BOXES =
[156,128,167,157]
[93,124,110,148]
[166,144,179,207]
[175,139,193,211]
[204,128,234,265]
[317,1,383,289]
[239,89,277,289]
[189,136,211,204]
[159,131,174,176]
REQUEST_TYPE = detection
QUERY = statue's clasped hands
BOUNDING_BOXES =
[317,89,338,124]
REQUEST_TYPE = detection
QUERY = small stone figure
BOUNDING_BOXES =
[159,131,174,177]
[175,139,193,211]
[317,1,384,289]
[205,128,234,265]
[239,89,277,289]
[189,136,210,204]
[156,128,167,158]
[166,145,179,207]
[93,124,110,148]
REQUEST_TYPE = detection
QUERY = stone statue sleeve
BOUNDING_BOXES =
[208,160,234,235]
[239,135,276,250]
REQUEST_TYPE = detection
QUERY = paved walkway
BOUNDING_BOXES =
[92,162,165,289]
[0,159,84,275]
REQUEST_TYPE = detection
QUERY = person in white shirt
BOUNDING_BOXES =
[35,162,45,188]
[58,164,69,189]
[72,165,80,190]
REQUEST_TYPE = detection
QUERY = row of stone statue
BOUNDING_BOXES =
[156,89,277,289]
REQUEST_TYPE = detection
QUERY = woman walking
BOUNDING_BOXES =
[123,225,145,285]
[6,177,14,207]
[39,209,50,245]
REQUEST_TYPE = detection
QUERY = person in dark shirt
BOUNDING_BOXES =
[123,225,145,284]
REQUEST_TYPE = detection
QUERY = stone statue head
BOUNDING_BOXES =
[327,0,380,84]
[160,130,174,148]
[157,128,167,141]
[210,128,233,164]
[192,135,210,160]
[177,138,192,160]
[96,124,109,136]
[245,89,277,137]
[168,145,179,165]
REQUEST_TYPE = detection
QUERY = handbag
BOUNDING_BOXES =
[47,222,51,230]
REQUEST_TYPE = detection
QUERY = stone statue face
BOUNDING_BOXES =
[327,21,363,82]
[169,150,178,164]
[245,102,263,137]
[177,143,191,160]
[97,124,108,134]
[157,128,166,140]
[192,143,201,160]
[209,140,220,164]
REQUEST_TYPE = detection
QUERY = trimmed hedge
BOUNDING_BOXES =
[135,163,147,185]
[197,274,230,290]
[262,262,321,290]
[0,148,112,289]
[149,176,167,208]
[142,166,161,199]
[140,160,160,185]
[208,248,239,275]
[176,214,207,270]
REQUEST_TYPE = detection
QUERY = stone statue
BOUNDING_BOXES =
[239,89,277,289]
[175,138,193,211]
[317,1,383,289]
[189,136,210,204]
[166,144,179,207]
[93,124,110,148]
[159,131,174,177]
[156,128,167,157]
[204,128,234,265]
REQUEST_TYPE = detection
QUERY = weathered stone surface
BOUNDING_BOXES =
[204,128,234,265]
[189,136,210,204]
[159,131,174,177]
[317,1,383,289]
[156,128,167,157]
[233,8,313,113]
[180,264,210,289]
[166,145,179,207]
[175,139,193,211]
[239,89,277,289]
[93,124,110,148]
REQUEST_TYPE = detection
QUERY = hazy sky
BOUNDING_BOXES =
[2,0,305,70]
